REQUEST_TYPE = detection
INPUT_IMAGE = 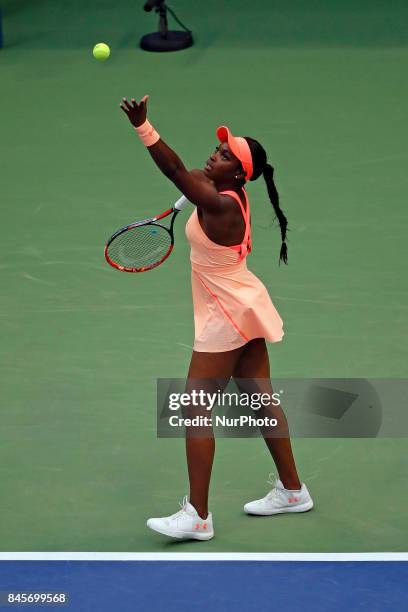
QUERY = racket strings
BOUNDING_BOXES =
[107,224,172,270]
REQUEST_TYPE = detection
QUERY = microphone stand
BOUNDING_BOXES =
[158,3,168,38]
[140,2,193,52]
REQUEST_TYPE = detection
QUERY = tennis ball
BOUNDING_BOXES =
[93,43,110,61]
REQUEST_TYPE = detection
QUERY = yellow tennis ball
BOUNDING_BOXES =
[93,43,110,61]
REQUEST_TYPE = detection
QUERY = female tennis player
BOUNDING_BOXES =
[120,95,313,540]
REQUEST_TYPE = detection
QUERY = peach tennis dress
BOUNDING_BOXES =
[185,187,284,352]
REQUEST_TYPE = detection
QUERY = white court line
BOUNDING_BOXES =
[0,552,406,562]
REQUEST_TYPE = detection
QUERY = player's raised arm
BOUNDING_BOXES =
[120,95,222,213]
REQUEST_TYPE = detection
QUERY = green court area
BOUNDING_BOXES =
[0,0,407,551]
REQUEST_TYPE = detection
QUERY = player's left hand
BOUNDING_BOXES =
[120,95,149,127]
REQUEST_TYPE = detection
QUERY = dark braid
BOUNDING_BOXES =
[262,163,288,265]
[244,136,289,266]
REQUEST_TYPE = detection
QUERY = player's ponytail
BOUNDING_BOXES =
[262,163,288,265]
[244,136,289,266]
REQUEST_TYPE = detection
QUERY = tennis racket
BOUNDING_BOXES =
[104,195,189,273]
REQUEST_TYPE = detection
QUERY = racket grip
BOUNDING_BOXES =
[174,195,190,211]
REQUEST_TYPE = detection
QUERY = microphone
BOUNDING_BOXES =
[143,0,165,12]
[140,0,193,52]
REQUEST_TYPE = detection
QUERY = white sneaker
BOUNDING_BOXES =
[244,474,314,516]
[147,496,214,540]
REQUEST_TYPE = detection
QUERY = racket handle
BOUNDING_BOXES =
[174,195,190,211]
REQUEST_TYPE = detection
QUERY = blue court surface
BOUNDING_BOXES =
[0,558,407,611]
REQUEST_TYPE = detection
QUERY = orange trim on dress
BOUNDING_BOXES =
[220,188,252,262]
[194,271,250,343]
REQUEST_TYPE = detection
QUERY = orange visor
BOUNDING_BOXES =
[216,125,253,182]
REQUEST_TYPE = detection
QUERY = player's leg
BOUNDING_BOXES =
[232,337,301,489]
[185,347,245,519]
[233,338,313,515]
[146,346,245,539]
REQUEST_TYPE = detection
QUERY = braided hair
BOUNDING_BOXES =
[244,137,289,265]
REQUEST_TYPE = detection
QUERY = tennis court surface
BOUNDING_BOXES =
[0,0,407,557]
